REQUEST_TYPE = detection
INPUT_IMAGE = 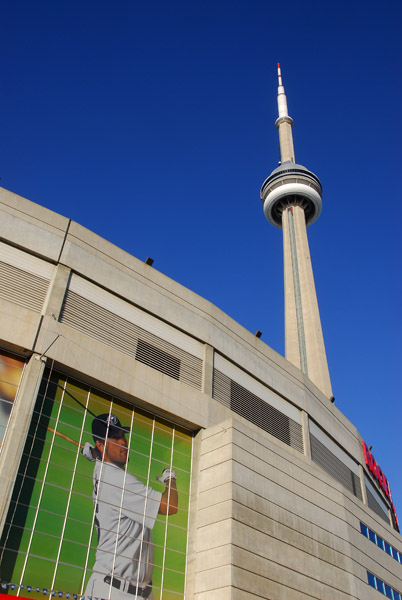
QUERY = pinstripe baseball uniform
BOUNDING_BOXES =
[84,460,162,599]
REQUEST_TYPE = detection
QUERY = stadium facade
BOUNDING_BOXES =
[0,74,401,600]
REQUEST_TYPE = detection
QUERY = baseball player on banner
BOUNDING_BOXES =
[82,413,178,600]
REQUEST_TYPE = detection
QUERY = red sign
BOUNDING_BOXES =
[362,440,399,531]
[1,596,32,600]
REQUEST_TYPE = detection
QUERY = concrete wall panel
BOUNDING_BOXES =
[194,564,232,594]
[0,298,42,351]
[198,482,233,511]
[1,191,401,600]
[32,317,210,428]
[0,188,68,261]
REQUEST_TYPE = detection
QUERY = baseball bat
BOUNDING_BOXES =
[47,424,100,458]
[46,424,84,448]
[33,419,100,458]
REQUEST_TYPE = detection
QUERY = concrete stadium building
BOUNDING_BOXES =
[0,71,401,600]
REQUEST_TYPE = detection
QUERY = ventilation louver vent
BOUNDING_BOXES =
[310,435,363,500]
[136,338,180,380]
[213,369,304,452]
[59,291,202,390]
[0,262,49,312]
[364,477,390,524]
[366,487,389,523]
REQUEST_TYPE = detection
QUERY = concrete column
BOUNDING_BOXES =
[193,421,233,598]
[359,464,368,507]
[282,207,300,371]
[278,120,295,163]
[185,430,203,599]
[32,264,71,358]
[202,344,214,397]
[0,353,46,536]
[301,410,311,459]
[283,206,332,398]
[41,264,71,321]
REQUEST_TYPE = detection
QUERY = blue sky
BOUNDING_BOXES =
[2,1,401,515]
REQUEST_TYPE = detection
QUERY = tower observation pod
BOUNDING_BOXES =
[260,64,333,399]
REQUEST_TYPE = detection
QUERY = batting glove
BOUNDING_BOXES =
[156,468,177,483]
[81,442,96,462]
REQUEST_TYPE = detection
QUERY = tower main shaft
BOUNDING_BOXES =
[261,64,333,398]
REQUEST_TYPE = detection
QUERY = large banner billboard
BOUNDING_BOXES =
[0,369,192,600]
[0,350,25,449]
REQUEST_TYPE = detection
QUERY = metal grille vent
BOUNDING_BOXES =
[310,435,362,500]
[0,261,49,312]
[136,338,180,380]
[213,369,304,452]
[366,487,389,523]
[59,290,202,389]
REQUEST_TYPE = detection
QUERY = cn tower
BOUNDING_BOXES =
[261,64,333,398]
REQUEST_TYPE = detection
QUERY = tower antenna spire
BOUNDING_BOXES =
[275,63,295,163]
[277,62,282,86]
[260,64,333,399]
[277,63,287,115]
